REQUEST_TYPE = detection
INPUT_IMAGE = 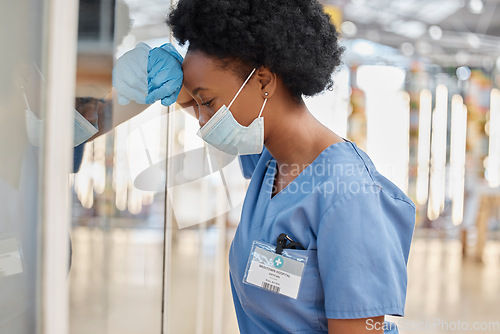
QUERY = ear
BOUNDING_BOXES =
[256,67,277,99]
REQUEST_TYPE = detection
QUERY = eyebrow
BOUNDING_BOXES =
[192,87,208,96]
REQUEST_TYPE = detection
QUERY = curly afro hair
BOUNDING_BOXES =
[168,0,344,100]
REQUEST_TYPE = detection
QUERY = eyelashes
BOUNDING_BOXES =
[200,99,214,108]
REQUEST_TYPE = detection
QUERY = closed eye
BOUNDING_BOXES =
[200,99,214,108]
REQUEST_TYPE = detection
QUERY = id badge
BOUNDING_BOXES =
[243,241,307,299]
[0,233,25,278]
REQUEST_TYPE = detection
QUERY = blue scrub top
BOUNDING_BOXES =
[229,139,416,333]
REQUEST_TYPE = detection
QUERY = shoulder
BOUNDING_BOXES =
[314,140,415,210]
[306,141,416,241]
[319,182,416,231]
[316,143,416,263]
[309,141,375,201]
[346,141,415,209]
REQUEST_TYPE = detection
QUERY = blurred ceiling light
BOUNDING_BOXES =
[344,3,376,24]
[351,0,366,5]
[416,41,433,55]
[391,20,427,39]
[466,33,481,49]
[468,0,484,14]
[357,65,408,193]
[456,66,472,81]
[429,25,443,40]
[376,11,398,26]
[486,89,500,187]
[449,95,468,225]
[357,65,406,92]
[455,51,469,65]
[352,40,375,55]
[428,85,448,221]
[93,135,107,195]
[401,42,415,57]
[341,21,357,37]
[416,0,463,25]
[416,89,433,205]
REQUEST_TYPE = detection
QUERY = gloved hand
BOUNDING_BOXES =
[112,42,151,105]
[146,43,184,107]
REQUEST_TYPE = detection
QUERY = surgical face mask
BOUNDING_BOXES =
[196,68,267,155]
[23,91,98,147]
[73,107,99,146]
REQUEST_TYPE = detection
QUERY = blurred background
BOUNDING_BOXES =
[1,0,499,333]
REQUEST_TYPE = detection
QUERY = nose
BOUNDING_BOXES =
[198,114,208,129]
[198,107,212,129]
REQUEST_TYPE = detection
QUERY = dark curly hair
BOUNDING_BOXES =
[168,0,344,100]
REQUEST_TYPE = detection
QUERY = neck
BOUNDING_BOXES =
[263,96,342,170]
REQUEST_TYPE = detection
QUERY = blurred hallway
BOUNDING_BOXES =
[69,224,500,334]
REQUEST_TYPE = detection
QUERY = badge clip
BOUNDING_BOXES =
[276,233,305,255]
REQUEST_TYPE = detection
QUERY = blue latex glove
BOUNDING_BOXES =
[146,43,184,106]
[112,42,151,105]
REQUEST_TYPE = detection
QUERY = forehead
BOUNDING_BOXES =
[182,51,241,94]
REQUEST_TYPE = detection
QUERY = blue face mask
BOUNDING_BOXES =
[23,91,98,147]
[196,68,268,155]
[22,63,98,148]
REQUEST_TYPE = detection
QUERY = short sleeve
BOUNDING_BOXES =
[238,153,263,179]
[317,186,415,319]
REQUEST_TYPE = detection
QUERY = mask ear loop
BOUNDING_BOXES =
[228,68,256,109]
[258,98,267,118]
[20,85,32,111]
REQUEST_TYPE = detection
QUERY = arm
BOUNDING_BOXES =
[81,82,197,142]
[88,42,197,139]
[317,189,415,334]
[328,317,384,334]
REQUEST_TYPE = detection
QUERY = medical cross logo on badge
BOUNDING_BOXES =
[273,256,284,268]
[244,243,307,299]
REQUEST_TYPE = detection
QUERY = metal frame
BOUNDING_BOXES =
[161,102,175,334]
[161,1,178,331]
[41,0,80,333]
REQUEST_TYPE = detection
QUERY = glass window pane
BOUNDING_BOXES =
[0,1,47,332]
[70,1,169,333]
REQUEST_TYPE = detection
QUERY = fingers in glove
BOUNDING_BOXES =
[159,43,184,63]
[147,55,177,82]
[147,48,164,73]
[116,80,147,104]
[148,67,182,92]
[160,87,183,107]
[161,94,177,107]
[147,75,183,105]
[117,95,131,105]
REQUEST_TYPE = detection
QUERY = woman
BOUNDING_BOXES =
[145,0,416,333]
